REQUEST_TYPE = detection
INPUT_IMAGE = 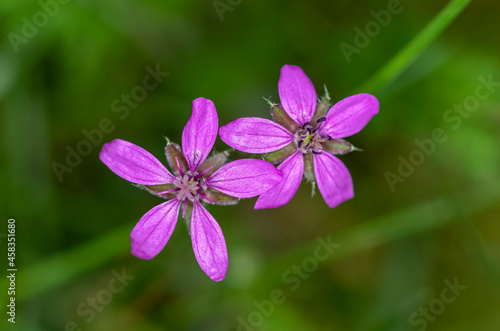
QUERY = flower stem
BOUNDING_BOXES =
[355,0,472,94]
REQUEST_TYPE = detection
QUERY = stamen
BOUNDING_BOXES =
[158,188,181,195]
[182,198,188,218]
[195,166,213,180]
[199,192,214,204]
[296,120,330,154]
[312,150,322,155]
[175,157,184,177]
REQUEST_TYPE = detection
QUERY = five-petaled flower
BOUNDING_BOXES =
[219,65,379,209]
[99,97,282,281]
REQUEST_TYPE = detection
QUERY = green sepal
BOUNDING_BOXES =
[303,152,315,183]
[198,150,229,178]
[143,183,177,199]
[183,201,193,232]
[303,153,317,197]
[264,142,297,164]
[321,138,357,155]
[165,142,189,176]
[204,188,239,206]
[270,104,300,133]
[311,96,331,125]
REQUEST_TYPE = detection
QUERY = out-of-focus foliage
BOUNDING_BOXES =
[1,0,499,330]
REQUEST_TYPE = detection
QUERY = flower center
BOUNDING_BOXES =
[173,173,205,202]
[157,166,214,218]
[294,117,329,154]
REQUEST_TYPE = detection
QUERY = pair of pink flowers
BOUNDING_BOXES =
[100,65,379,281]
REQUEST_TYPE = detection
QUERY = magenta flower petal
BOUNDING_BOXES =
[254,150,304,209]
[278,65,317,126]
[100,139,175,185]
[219,117,294,153]
[206,159,282,198]
[314,152,354,208]
[321,93,379,139]
[182,97,218,171]
[191,201,228,282]
[130,199,181,260]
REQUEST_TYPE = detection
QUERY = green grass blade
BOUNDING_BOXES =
[356,0,473,94]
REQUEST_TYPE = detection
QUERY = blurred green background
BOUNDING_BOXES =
[1,0,500,330]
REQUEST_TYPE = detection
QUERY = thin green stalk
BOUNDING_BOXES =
[356,0,472,93]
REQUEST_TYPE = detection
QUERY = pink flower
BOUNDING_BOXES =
[100,98,282,281]
[219,65,379,209]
